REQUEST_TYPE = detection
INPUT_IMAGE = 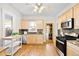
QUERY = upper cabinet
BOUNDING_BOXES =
[74,4,79,29]
[58,8,73,29]
[62,8,73,22]
[62,12,67,22]
[36,20,44,29]
[20,20,44,29]
[20,20,28,29]
[58,15,63,29]
[66,8,74,20]
[58,6,74,29]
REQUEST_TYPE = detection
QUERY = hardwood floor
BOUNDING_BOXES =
[14,41,58,56]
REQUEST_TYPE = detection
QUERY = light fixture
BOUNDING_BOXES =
[33,5,38,12]
[38,6,44,13]
[33,3,45,13]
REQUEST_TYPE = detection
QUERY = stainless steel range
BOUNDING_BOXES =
[56,37,66,56]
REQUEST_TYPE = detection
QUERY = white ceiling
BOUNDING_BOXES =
[10,3,75,17]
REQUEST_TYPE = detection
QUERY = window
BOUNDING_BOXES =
[28,21,37,32]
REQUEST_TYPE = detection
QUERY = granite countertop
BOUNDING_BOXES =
[27,32,43,34]
[67,40,79,47]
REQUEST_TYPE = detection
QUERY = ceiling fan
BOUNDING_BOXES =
[25,3,45,13]
[33,3,45,13]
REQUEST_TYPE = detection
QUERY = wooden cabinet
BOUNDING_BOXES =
[20,20,43,29]
[67,42,79,56]
[27,35,36,44]
[62,12,67,22]
[58,8,74,29]
[58,4,79,29]
[58,15,63,29]
[67,47,79,56]
[67,46,75,56]
[27,34,43,44]
[20,20,28,29]
[74,4,79,29]
[58,12,67,29]
[36,35,43,44]
[66,8,73,20]
[36,21,44,29]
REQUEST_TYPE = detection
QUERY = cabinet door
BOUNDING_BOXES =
[20,20,28,29]
[67,46,79,56]
[58,8,73,29]
[37,35,43,44]
[27,35,38,44]
[27,35,43,44]
[27,35,34,44]
[36,20,44,29]
[66,8,73,20]
[58,16,63,29]
[62,12,67,22]
[58,12,67,29]
[74,4,79,29]
[67,46,73,56]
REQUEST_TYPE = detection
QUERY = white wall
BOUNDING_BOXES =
[0,4,22,38]
[53,17,58,40]
[23,16,54,21]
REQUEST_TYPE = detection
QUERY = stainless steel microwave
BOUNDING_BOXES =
[61,18,74,29]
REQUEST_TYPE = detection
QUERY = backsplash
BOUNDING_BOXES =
[62,29,79,34]
[19,29,43,35]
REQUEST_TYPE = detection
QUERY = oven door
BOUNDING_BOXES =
[56,39,66,56]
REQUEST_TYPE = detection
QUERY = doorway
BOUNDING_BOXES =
[46,23,53,41]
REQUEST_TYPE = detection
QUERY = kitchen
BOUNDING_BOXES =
[0,3,79,56]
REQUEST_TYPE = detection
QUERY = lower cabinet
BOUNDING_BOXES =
[67,42,79,56]
[27,34,43,44]
[67,46,75,56]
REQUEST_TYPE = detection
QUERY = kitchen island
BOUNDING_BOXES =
[27,33,44,44]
